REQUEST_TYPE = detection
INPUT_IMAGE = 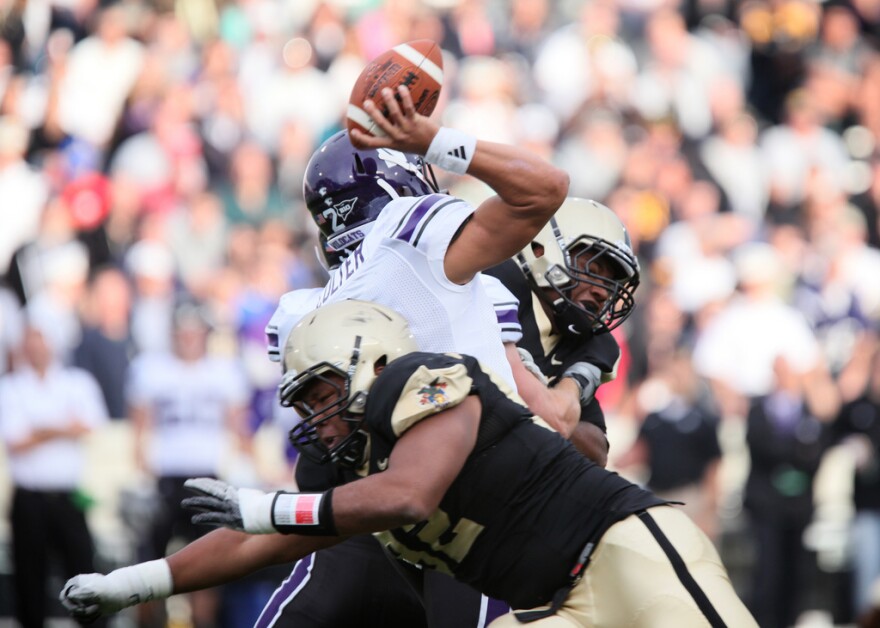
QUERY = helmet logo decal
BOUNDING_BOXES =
[334,198,358,220]
[417,380,449,408]
[321,198,358,233]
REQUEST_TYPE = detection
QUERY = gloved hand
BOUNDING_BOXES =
[60,560,172,623]
[182,477,278,534]
[562,362,602,405]
[517,347,548,386]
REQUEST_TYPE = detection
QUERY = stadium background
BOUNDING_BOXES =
[0,0,879,625]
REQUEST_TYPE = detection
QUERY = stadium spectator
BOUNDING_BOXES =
[0,116,49,280]
[692,241,826,418]
[617,347,724,541]
[126,300,251,627]
[0,320,108,628]
[73,266,134,420]
[743,355,838,628]
[832,335,880,622]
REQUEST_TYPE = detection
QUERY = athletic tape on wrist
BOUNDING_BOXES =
[271,488,338,536]
[425,127,476,175]
[112,559,173,605]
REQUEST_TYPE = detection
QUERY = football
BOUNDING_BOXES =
[346,39,444,137]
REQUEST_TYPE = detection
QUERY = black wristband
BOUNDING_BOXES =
[271,488,338,536]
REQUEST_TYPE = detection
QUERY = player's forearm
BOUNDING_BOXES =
[61,528,337,620]
[467,140,568,216]
[569,422,609,468]
[167,528,330,593]
[510,346,579,437]
[331,473,427,534]
[523,384,580,437]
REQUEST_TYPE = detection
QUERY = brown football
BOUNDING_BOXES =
[347,39,444,137]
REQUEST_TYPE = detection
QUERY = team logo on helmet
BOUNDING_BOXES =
[418,381,449,408]
[332,198,358,221]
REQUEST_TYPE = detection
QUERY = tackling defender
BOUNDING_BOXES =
[62,300,758,627]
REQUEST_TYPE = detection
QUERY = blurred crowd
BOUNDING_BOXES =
[1,0,880,625]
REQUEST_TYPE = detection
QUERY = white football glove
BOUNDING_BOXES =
[182,477,277,534]
[517,347,549,386]
[60,560,172,622]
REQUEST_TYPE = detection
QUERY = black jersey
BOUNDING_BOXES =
[364,352,665,610]
[484,260,620,432]
[295,452,361,491]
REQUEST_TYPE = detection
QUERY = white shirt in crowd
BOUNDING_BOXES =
[0,364,108,490]
[126,353,250,477]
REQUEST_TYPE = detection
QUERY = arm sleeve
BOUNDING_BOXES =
[480,274,523,344]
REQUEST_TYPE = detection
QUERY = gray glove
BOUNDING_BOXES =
[182,477,277,534]
[562,362,602,405]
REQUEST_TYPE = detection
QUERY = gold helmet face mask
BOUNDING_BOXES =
[280,300,418,467]
[517,198,640,335]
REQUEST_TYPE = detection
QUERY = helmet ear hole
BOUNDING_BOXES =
[373,355,388,375]
[530,242,545,258]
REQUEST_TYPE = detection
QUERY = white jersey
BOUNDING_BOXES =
[266,194,515,388]
[127,353,250,476]
[266,288,323,364]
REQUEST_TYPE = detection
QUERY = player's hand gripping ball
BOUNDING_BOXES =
[347,39,443,137]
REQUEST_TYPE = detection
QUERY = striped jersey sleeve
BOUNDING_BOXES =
[383,194,474,260]
[480,273,523,344]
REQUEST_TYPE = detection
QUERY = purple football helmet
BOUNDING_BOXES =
[304,131,437,261]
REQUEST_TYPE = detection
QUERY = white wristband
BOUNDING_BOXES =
[425,127,477,175]
[107,559,173,605]
[238,488,278,534]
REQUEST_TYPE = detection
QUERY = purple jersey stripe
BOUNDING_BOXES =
[485,596,512,624]
[495,310,520,326]
[254,553,316,628]
[394,195,441,243]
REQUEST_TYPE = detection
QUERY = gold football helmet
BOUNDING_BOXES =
[280,299,418,466]
[517,198,640,334]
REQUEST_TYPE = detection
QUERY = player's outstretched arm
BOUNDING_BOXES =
[60,528,336,622]
[351,85,569,284]
[61,392,481,625]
